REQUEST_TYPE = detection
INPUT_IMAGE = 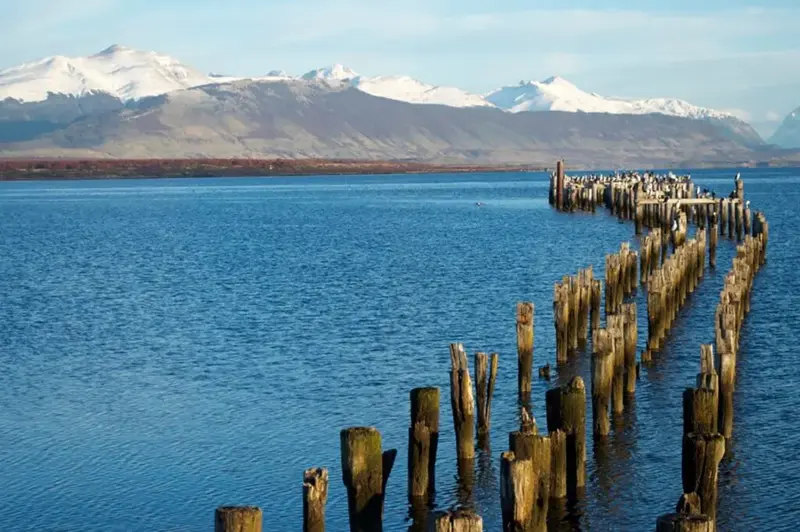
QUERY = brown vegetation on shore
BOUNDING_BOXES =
[0,158,541,181]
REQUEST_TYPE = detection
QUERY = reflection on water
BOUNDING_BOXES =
[0,168,798,531]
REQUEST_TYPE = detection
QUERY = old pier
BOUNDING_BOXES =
[214,165,767,531]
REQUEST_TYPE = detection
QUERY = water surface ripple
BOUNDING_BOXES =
[0,169,798,531]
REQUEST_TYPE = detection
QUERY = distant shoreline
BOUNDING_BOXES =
[0,159,545,181]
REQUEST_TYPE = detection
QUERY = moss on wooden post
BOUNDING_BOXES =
[341,427,396,532]
[215,507,263,532]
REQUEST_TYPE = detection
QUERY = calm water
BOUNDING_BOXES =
[1,169,798,531]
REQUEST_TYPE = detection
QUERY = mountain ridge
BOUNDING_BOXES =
[0,45,755,130]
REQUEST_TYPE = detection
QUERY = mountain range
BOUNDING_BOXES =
[0,45,798,166]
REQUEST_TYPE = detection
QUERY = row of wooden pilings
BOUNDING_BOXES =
[212,170,768,532]
[655,220,768,531]
[643,229,707,362]
[547,165,758,253]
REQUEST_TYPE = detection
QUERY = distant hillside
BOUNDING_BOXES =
[0,80,791,168]
[768,107,800,148]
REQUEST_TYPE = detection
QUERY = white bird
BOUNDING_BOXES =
[735,173,741,181]
[671,219,678,231]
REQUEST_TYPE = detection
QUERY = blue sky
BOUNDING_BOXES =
[2,0,798,137]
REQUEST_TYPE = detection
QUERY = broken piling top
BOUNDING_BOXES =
[449,343,475,460]
[430,509,483,532]
[340,427,396,532]
[303,467,329,532]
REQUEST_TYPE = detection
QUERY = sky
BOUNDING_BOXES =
[1,0,798,137]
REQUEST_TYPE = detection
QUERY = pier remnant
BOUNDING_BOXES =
[341,427,396,532]
[215,507,263,532]
[516,302,534,398]
[450,343,475,460]
[304,468,329,532]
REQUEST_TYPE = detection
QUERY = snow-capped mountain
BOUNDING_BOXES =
[354,75,493,108]
[0,45,212,102]
[301,64,359,82]
[0,45,743,126]
[485,76,734,120]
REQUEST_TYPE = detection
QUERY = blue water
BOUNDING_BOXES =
[1,169,798,531]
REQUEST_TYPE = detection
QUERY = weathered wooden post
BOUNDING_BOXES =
[682,433,725,522]
[450,343,475,460]
[623,303,638,396]
[682,388,718,436]
[507,412,551,530]
[341,427,397,532]
[554,285,570,365]
[590,280,601,333]
[429,509,483,532]
[608,314,625,415]
[304,468,329,532]
[545,376,586,496]
[577,269,592,348]
[549,429,567,500]
[735,201,744,241]
[409,387,440,502]
[215,507,263,532]
[709,212,718,269]
[591,329,614,438]
[475,352,498,448]
[556,160,565,211]
[500,451,535,531]
[516,302,534,399]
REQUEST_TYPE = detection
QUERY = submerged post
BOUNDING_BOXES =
[516,302,534,399]
[430,509,483,532]
[215,507,263,532]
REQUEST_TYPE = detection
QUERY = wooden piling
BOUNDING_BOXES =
[682,433,725,522]
[430,509,483,532]
[545,376,586,494]
[304,468,329,532]
[408,387,439,502]
[505,423,551,531]
[450,343,475,460]
[554,285,570,365]
[500,452,535,532]
[516,302,534,398]
[549,429,567,500]
[623,303,638,395]
[215,507,263,532]
[591,329,614,439]
[709,214,718,269]
[341,427,396,532]
[475,352,498,447]
[608,314,625,415]
[590,280,601,333]
[682,388,718,436]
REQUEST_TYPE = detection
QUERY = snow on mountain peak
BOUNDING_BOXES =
[0,47,740,126]
[301,64,359,81]
[486,75,736,120]
[0,45,210,102]
[354,75,493,108]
